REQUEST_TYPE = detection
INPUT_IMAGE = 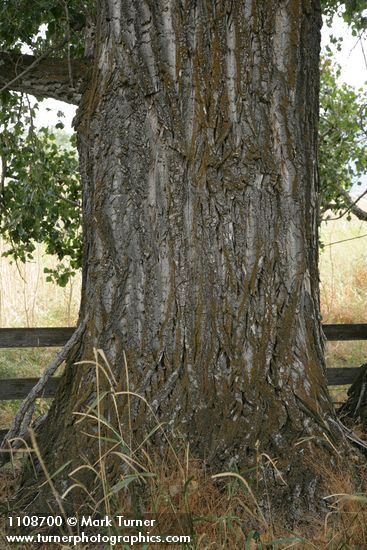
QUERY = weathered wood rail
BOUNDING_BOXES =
[0,324,366,442]
[323,324,367,341]
[0,327,74,348]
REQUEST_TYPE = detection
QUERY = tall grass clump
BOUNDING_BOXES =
[2,350,366,550]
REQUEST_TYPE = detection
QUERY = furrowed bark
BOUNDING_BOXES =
[0,52,88,104]
[21,0,354,523]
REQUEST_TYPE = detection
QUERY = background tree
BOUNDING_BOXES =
[0,100,82,285]
[1,0,367,522]
[319,54,367,221]
[0,0,86,284]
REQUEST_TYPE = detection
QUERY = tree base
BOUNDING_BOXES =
[8,422,363,536]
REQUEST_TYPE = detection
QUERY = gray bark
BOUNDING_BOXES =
[29,0,347,519]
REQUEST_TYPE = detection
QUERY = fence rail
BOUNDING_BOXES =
[323,324,367,341]
[0,327,74,348]
[0,324,366,443]
[0,378,59,400]
[1,324,365,349]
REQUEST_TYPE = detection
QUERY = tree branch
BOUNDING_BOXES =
[338,187,367,222]
[0,52,88,105]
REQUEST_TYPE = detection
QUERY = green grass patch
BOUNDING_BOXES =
[0,348,60,430]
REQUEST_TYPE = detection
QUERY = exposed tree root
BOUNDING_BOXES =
[0,318,87,468]
[338,364,367,427]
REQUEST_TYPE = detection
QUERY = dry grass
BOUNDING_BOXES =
[0,239,81,328]
[313,460,367,549]
[320,214,367,325]
[1,462,367,549]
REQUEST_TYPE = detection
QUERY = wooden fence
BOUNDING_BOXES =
[0,324,367,442]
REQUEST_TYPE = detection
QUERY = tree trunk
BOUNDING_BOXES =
[30,0,345,520]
